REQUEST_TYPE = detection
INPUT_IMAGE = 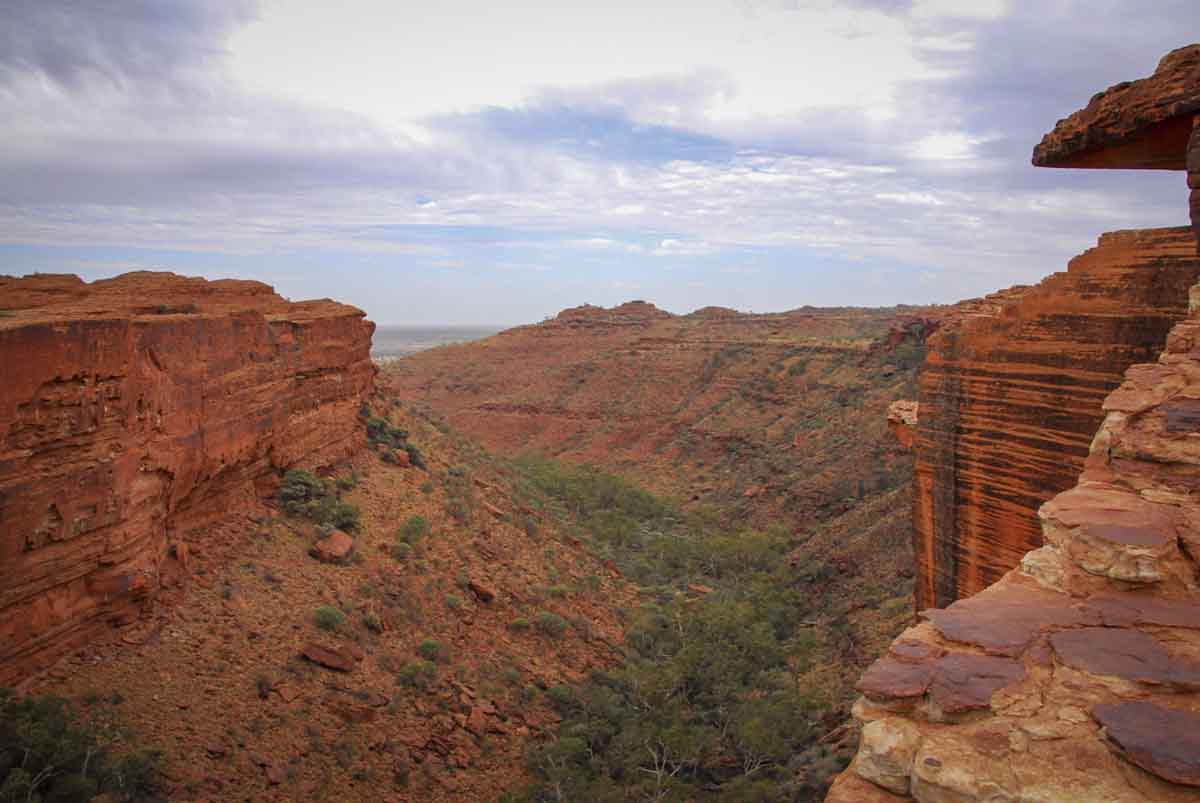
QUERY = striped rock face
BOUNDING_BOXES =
[829,44,1200,803]
[0,272,375,686]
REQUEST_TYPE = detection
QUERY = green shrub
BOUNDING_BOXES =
[390,542,413,562]
[0,689,159,802]
[536,611,567,638]
[445,594,462,610]
[313,605,346,631]
[416,639,442,662]
[508,617,531,632]
[397,515,430,544]
[363,612,384,634]
[404,443,426,470]
[278,469,361,532]
[395,660,437,689]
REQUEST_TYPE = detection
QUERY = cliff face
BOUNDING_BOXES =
[914,227,1200,608]
[0,272,375,685]
[829,43,1200,803]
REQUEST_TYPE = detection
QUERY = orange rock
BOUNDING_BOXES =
[310,530,355,563]
[0,271,374,686]
[912,227,1200,608]
[301,643,358,672]
[467,580,497,604]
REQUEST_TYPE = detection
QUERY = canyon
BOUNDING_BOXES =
[829,43,1200,803]
[0,272,375,686]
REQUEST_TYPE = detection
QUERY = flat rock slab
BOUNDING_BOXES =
[1050,627,1200,689]
[858,656,935,700]
[1082,592,1200,630]
[858,650,1024,714]
[928,654,1025,715]
[301,643,358,672]
[1093,701,1200,786]
[922,580,1093,656]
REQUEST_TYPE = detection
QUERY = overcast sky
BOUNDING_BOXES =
[2,1,1198,324]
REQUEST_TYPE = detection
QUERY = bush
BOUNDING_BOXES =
[536,611,567,638]
[313,605,346,631]
[417,639,442,663]
[509,617,531,632]
[363,612,384,634]
[390,542,413,562]
[397,515,430,544]
[278,469,361,533]
[395,660,437,689]
[0,689,159,802]
[404,443,426,470]
[445,594,462,610]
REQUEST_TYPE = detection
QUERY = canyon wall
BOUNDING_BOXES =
[0,272,375,685]
[914,227,1200,608]
[828,44,1200,803]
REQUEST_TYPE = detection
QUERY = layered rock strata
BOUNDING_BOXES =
[914,227,1200,608]
[0,272,375,685]
[828,45,1200,803]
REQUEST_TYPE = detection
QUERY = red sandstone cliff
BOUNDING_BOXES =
[828,43,1200,803]
[0,272,375,685]
[913,227,1200,608]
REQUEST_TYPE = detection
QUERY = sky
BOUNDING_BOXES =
[1,1,1198,325]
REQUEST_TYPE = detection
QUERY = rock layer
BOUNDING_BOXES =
[829,44,1200,803]
[0,272,374,685]
[914,226,1200,608]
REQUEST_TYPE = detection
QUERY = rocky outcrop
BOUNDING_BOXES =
[0,272,374,685]
[1033,44,1200,170]
[829,45,1200,803]
[887,401,918,450]
[913,227,1200,608]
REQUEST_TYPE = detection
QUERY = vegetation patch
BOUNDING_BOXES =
[278,469,361,532]
[505,457,840,802]
[0,689,159,802]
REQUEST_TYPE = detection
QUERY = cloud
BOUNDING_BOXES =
[0,0,255,88]
[2,0,1199,324]
[652,239,719,257]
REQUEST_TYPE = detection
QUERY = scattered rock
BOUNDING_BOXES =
[301,643,358,672]
[467,580,497,604]
[310,530,355,563]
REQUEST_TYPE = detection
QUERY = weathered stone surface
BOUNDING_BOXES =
[1050,627,1200,689]
[1094,701,1200,786]
[856,718,923,794]
[1041,484,1182,583]
[887,400,918,450]
[0,272,375,686]
[825,765,910,803]
[857,655,934,702]
[927,654,1025,716]
[310,530,355,563]
[301,643,358,672]
[921,578,1092,656]
[913,227,1200,608]
[1033,45,1200,170]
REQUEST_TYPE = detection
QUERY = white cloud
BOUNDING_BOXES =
[652,238,718,257]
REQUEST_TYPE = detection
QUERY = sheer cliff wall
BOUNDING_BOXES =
[0,272,375,685]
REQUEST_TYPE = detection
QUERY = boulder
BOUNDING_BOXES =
[310,530,355,563]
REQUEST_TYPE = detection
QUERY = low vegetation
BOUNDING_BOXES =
[0,689,159,802]
[506,457,845,802]
[278,469,361,532]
